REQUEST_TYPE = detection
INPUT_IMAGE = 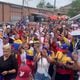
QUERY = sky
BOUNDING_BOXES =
[0,0,72,8]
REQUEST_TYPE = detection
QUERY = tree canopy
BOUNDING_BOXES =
[68,0,80,17]
[36,0,54,9]
[45,2,54,8]
[37,0,45,8]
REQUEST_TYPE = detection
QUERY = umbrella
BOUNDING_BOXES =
[70,30,80,36]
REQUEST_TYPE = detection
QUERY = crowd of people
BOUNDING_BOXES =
[0,17,80,80]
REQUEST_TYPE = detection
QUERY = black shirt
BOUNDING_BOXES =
[0,54,18,79]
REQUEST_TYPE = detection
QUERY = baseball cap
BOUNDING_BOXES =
[16,65,31,80]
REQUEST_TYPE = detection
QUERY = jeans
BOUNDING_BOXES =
[34,72,50,80]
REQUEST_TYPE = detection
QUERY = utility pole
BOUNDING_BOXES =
[54,0,56,12]
[22,0,25,18]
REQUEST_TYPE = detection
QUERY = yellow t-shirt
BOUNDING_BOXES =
[55,51,72,64]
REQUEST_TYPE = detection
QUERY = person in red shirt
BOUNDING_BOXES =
[16,64,32,80]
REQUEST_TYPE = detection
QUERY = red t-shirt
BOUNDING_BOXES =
[16,65,31,80]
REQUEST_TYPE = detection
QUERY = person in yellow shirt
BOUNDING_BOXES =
[54,43,74,80]
[55,43,73,64]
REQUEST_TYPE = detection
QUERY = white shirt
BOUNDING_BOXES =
[21,51,26,64]
[50,32,54,38]
[37,57,50,77]
[0,39,3,57]
[40,37,44,44]
[30,47,34,52]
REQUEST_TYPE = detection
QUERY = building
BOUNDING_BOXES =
[57,3,72,15]
[0,1,54,24]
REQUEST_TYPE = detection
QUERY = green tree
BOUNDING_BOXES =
[68,0,80,17]
[45,2,53,8]
[37,0,45,8]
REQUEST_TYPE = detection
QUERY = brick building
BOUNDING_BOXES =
[0,1,54,24]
